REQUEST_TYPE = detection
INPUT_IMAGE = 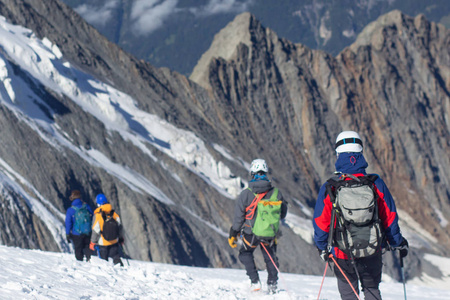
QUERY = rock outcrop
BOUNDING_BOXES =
[190,9,450,261]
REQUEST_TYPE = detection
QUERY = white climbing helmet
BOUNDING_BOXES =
[250,158,269,174]
[335,131,363,153]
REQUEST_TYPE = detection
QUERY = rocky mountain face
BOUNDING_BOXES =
[0,0,448,282]
[0,0,242,269]
[192,11,450,254]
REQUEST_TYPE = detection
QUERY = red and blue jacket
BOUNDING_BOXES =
[313,152,404,259]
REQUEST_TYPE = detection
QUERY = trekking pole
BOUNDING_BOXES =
[119,244,130,266]
[329,254,361,300]
[317,261,329,300]
[400,253,407,300]
[94,245,101,258]
[260,242,292,299]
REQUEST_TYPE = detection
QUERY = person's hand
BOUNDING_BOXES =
[228,236,237,248]
[396,238,409,258]
[228,227,239,248]
[89,242,96,251]
[119,237,124,245]
[318,248,329,261]
[66,234,71,243]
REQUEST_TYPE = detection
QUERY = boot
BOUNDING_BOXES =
[267,281,277,294]
[250,280,261,292]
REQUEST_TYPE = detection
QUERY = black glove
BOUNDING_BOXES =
[66,234,71,243]
[229,227,239,239]
[396,238,409,258]
[119,237,124,245]
[318,248,329,261]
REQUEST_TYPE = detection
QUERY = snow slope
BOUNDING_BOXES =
[0,245,449,300]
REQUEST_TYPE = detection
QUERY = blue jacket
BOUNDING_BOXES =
[313,152,404,259]
[65,198,94,236]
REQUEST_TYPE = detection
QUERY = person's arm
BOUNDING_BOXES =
[231,190,248,233]
[90,214,101,244]
[114,212,124,242]
[374,177,403,247]
[65,208,74,235]
[278,190,288,219]
[312,184,332,251]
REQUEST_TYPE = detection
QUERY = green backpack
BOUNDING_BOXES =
[245,188,282,239]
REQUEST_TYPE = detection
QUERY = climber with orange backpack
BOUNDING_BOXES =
[228,159,288,294]
[89,194,124,266]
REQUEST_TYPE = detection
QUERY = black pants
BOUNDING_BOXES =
[238,234,278,284]
[71,234,91,262]
[98,243,123,266]
[333,252,382,300]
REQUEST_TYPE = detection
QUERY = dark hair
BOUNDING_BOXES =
[69,190,81,201]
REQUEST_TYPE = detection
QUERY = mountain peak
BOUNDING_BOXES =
[190,12,256,89]
[347,10,444,53]
[348,10,404,51]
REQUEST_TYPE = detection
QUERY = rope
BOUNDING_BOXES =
[329,254,361,300]
[260,242,292,299]
[317,261,329,300]
[245,192,268,219]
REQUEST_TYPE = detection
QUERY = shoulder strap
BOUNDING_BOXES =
[102,209,115,219]
[325,182,336,204]
[364,174,379,183]
[268,188,279,201]
[325,177,341,251]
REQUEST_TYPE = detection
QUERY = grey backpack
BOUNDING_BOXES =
[327,174,383,258]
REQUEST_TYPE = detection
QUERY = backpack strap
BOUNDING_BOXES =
[324,181,338,252]
[364,174,379,184]
[268,188,279,201]
[100,209,114,221]
[245,190,268,220]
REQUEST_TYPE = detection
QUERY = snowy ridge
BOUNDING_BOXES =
[0,14,249,258]
[0,245,449,300]
[0,15,242,204]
